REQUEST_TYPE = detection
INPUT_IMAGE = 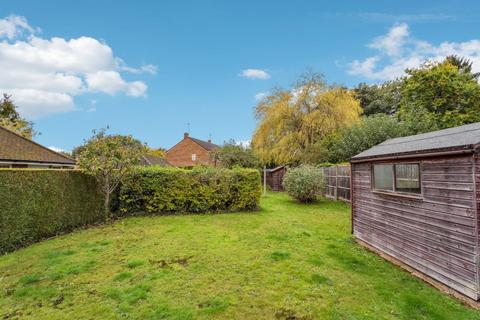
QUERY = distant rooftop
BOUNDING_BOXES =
[0,126,75,165]
[139,154,172,167]
[352,122,480,161]
[189,137,219,151]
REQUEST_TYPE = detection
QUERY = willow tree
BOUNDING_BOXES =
[251,73,362,164]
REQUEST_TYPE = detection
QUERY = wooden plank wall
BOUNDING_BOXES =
[352,155,479,300]
[264,168,286,191]
[322,165,351,202]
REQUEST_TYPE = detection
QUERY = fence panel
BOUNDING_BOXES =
[321,165,351,202]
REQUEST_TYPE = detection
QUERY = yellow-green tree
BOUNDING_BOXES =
[252,73,362,164]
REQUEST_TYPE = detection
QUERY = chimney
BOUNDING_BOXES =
[184,132,189,139]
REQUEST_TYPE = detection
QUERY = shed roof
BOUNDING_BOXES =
[351,122,480,161]
[0,126,76,165]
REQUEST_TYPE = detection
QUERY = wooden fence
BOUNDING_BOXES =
[321,165,351,202]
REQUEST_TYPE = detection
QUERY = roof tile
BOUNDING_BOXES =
[0,126,75,164]
[352,122,480,160]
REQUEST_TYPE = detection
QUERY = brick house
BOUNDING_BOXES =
[166,133,219,168]
[0,125,75,168]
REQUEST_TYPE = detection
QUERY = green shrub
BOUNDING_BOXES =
[119,167,261,214]
[282,165,325,203]
[0,170,103,254]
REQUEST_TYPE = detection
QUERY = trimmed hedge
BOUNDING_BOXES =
[119,167,261,214]
[0,170,103,254]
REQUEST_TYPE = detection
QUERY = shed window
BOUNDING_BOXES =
[395,164,420,194]
[373,163,421,195]
[373,164,394,191]
[192,153,197,161]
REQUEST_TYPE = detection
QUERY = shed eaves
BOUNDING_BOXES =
[352,122,480,160]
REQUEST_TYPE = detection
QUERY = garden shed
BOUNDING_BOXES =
[350,122,480,301]
[264,166,286,191]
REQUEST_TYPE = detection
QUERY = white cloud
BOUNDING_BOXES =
[48,146,68,153]
[254,92,269,101]
[7,89,75,118]
[369,23,409,57]
[0,15,155,118]
[86,71,146,97]
[118,61,158,75]
[348,23,480,81]
[240,69,270,80]
[0,14,38,40]
[236,140,251,148]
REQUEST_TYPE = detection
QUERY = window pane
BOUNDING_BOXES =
[395,164,420,194]
[373,164,394,191]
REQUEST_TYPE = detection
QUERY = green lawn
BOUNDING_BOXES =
[1,193,479,319]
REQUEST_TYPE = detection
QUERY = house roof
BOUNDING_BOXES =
[351,122,480,161]
[0,126,75,165]
[189,137,219,151]
[140,154,173,167]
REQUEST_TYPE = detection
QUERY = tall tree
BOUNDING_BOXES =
[353,80,402,116]
[445,55,480,80]
[0,94,36,139]
[77,129,146,221]
[398,58,480,130]
[322,115,407,163]
[252,72,362,164]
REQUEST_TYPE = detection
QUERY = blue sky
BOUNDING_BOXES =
[0,1,479,152]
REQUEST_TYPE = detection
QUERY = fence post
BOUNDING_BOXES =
[334,165,338,200]
[263,165,267,195]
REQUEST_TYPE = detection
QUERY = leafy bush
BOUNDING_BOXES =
[282,165,325,203]
[119,166,261,214]
[0,170,103,253]
[211,140,261,169]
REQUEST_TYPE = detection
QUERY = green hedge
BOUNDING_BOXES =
[119,167,261,214]
[0,170,103,254]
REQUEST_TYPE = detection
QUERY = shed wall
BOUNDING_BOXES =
[352,155,479,299]
[266,168,285,191]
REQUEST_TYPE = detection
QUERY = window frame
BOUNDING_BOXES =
[371,162,422,197]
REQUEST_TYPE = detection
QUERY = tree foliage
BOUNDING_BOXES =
[252,72,362,164]
[0,94,37,139]
[353,80,402,116]
[212,140,261,169]
[398,59,480,129]
[77,129,146,220]
[146,147,166,158]
[322,115,406,163]
[445,55,480,80]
